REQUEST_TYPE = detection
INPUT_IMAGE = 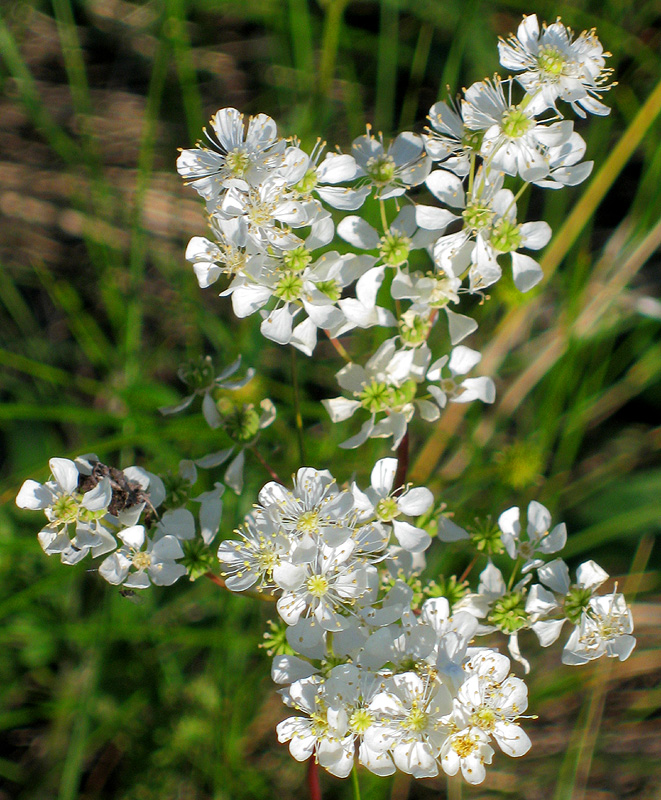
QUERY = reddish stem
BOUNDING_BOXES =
[251,445,281,482]
[393,431,410,490]
[204,572,227,589]
[307,757,322,800]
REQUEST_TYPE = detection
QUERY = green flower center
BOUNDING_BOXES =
[375,496,400,522]
[315,279,341,301]
[225,147,251,177]
[307,574,330,598]
[349,708,374,734]
[390,378,417,408]
[294,168,318,195]
[537,45,567,78]
[181,539,216,582]
[470,707,496,732]
[379,232,411,267]
[501,107,532,139]
[297,510,320,534]
[179,355,216,391]
[399,312,432,346]
[366,154,396,185]
[564,585,594,626]
[402,704,428,733]
[358,381,392,413]
[132,551,152,571]
[223,404,261,443]
[52,494,80,524]
[163,473,193,508]
[274,273,303,301]
[490,218,522,253]
[469,517,504,556]
[283,246,312,273]
[462,202,494,233]
[489,591,529,633]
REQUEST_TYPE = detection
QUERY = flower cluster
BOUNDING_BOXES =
[17,455,224,586]
[16,12,637,795]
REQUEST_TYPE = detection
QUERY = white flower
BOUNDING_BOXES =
[533,130,593,189]
[219,178,311,251]
[274,541,378,630]
[462,76,574,182]
[497,500,567,573]
[177,108,287,204]
[323,338,430,450]
[424,99,473,176]
[18,458,115,563]
[217,513,290,592]
[283,140,371,210]
[451,654,531,758]
[276,676,356,778]
[351,457,433,553]
[440,727,494,784]
[258,466,357,550]
[352,129,431,199]
[430,169,551,293]
[365,670,453,778]
[498,15,612,117]
[562,591,635,665]
[338,205,447,268]
[426,346,496,411]
[99,525,186,588]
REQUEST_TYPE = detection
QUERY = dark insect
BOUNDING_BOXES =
[77,460,158,524]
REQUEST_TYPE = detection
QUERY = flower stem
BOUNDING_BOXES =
[307,758,322,800]
[458,554,478,583]
[351,765,361,800]
[204,572,227,590]
[250,445,281,482]
[291,346,307,464]
[379,198,389,233]
[324,330,351,362]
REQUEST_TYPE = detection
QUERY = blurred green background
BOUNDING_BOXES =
[0,0,659,798]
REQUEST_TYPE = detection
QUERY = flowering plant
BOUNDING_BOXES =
[17,14,635,796]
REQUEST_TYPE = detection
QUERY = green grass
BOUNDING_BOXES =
[0,0,659,798]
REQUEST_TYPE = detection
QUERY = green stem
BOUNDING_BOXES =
[507,557,521,592]
[351,765,361,800]
[379,198,390,233]
[291,347,307,464]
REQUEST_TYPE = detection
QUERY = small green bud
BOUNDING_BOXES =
[424,574,469,608]
[399,312,432,346]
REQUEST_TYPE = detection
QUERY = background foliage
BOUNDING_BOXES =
[0,0,659,798]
